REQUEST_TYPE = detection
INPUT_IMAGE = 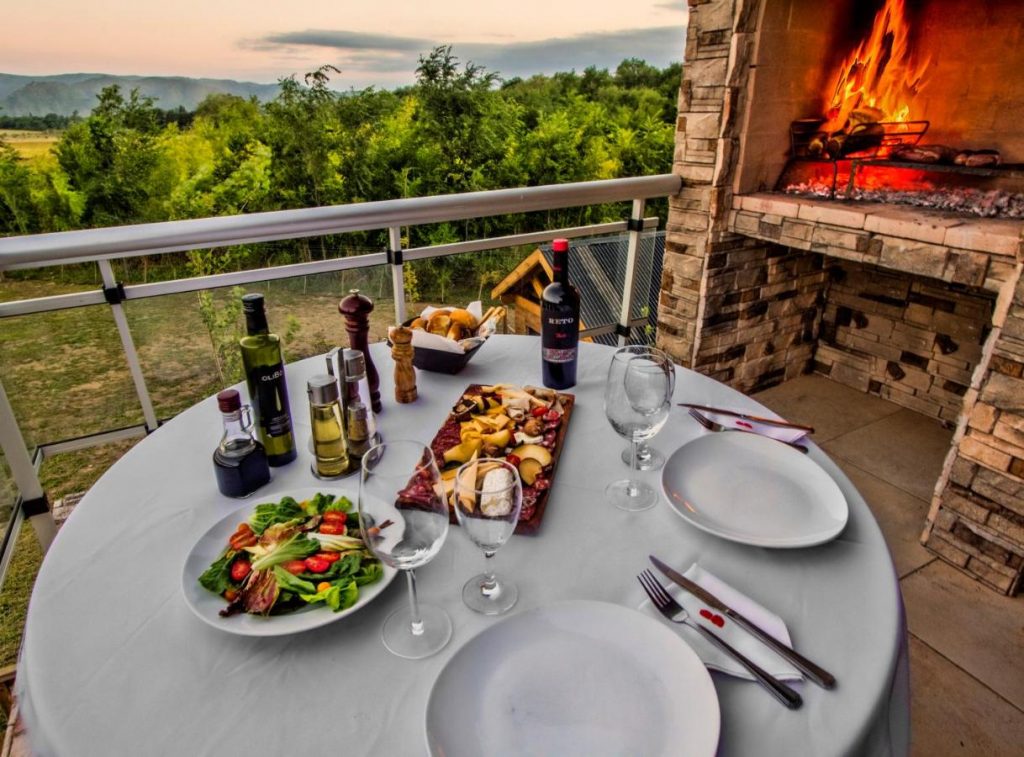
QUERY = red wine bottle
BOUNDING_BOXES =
[541,238,580,389]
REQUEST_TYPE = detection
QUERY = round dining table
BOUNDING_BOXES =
[17,335,909,756]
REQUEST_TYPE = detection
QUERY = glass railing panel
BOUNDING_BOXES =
[122,264,396,419]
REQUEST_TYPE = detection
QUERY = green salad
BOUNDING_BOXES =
[198,492,384,617]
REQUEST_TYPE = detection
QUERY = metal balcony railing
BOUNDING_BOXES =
[0,173,681,578]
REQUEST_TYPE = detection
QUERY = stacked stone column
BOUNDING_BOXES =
[923,266,1024,594]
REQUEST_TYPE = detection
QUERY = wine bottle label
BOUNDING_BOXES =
[542,347,577,363]
[253,362,292,437]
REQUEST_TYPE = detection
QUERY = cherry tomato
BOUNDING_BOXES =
[543,409,560,423]
[506,454,521,467]
[304,556,331,573]
[230,559,251,582]
[316,582,332,593]
[283,560,308,575]
[315,551,341,563]
[530,406,547,417]
[223,588,239,602]
[321,511,347,524]
[320,522,346,535]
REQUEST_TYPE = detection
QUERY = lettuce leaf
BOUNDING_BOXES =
[198,549,236,595]
[248,497,305,534]
[250,532,318,571]
[272,565,317,595]
[354,561,383,586]
[321,495,353,514]
[300,579,359,612]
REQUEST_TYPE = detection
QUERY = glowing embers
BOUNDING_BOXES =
[778,160,1024,218]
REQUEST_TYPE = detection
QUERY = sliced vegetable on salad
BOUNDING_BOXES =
[198,492,385,617]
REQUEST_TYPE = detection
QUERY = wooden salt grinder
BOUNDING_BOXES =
[338,289,382,413]
[390,326,418,404]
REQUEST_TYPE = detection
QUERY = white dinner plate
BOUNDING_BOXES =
[181,487,397,636]
[662,432,849,548]
[425,600,720,757]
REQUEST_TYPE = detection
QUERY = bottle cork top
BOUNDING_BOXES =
[217,389,241,413]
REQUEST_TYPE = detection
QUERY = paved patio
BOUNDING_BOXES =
[755,375,1024,756]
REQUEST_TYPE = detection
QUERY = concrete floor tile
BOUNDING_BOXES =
[753,375,903,442]
[835,460,934,578]
[909,636,1024,757]
[823,409,952,501]
[902,560,1024,710]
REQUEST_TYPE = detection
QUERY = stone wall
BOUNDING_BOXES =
[656,0,761,368]
[693,240,825,391]
[923,267,1024,594]
[816,262,995,425]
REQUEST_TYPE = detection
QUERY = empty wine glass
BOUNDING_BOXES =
[621,346,676,471]
[604,346,674,511]
[359,440,451,659]
[453,458,523,615]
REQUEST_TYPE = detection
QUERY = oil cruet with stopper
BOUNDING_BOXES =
[307,374,351,478]
[212,389,271,498]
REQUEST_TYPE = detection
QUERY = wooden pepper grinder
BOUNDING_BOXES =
[390,326,418,403]
[338,289,382,413]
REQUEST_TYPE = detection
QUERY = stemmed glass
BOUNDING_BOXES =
[620,346,676,471]
[358,440,451,659]
[604,346,674,511]
[454,459,523,615]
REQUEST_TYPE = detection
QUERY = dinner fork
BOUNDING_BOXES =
[638,570,803,709]
[688,408,809,454]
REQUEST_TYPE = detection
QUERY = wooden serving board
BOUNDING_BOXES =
[429,384,575,535]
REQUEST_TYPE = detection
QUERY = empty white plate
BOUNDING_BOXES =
[425,600,720,757]
[662,432,848,548]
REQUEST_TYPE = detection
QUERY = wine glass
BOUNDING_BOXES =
[453,458,523,615]
[620,346,676,471]
[604,346,674,511]
[358,440,452,659]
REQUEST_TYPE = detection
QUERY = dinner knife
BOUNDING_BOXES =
[676,403,815,433]
[650,555,836,689]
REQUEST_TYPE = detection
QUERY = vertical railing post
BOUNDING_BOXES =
[0,377,55,555]
[616,198,646,346]
[388,226,407,324]
[97,260,159,432]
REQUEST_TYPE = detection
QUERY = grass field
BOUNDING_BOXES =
[0,266,515,675]
[0,129,60,161]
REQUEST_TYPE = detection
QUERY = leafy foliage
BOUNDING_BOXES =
[1,50,681,302]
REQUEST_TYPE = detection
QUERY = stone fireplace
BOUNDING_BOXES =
[657,0,1024,594]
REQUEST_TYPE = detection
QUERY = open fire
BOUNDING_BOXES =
[778,0,1024,217]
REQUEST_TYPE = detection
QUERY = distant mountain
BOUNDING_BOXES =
[0,74,281,116]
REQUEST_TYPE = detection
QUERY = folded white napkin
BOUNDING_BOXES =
[639,563,802,682]
[699,410,809,445]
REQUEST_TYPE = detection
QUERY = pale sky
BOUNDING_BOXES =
[0,1,689,88]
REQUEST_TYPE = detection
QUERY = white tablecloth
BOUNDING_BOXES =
[17,336,909,756]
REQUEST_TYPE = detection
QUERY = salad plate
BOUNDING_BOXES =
[662,432,848,548]
[181,487,397,636]
[425,600,719,757]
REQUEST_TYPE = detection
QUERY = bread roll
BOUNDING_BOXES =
[446,323,468,341]
[427,313,451,335]
[409,317,427,330]
[449,308,478,331]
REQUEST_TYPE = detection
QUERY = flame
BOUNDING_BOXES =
[822,0,930,133]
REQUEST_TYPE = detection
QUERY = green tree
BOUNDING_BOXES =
[54,85,165,227]
[0,140,36,234]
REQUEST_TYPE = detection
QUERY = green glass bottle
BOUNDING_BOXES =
[240,293,297,466]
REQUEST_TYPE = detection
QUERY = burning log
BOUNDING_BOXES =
[827,122,885,158]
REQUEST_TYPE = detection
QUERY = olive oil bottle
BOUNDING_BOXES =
[240,293,297,466]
